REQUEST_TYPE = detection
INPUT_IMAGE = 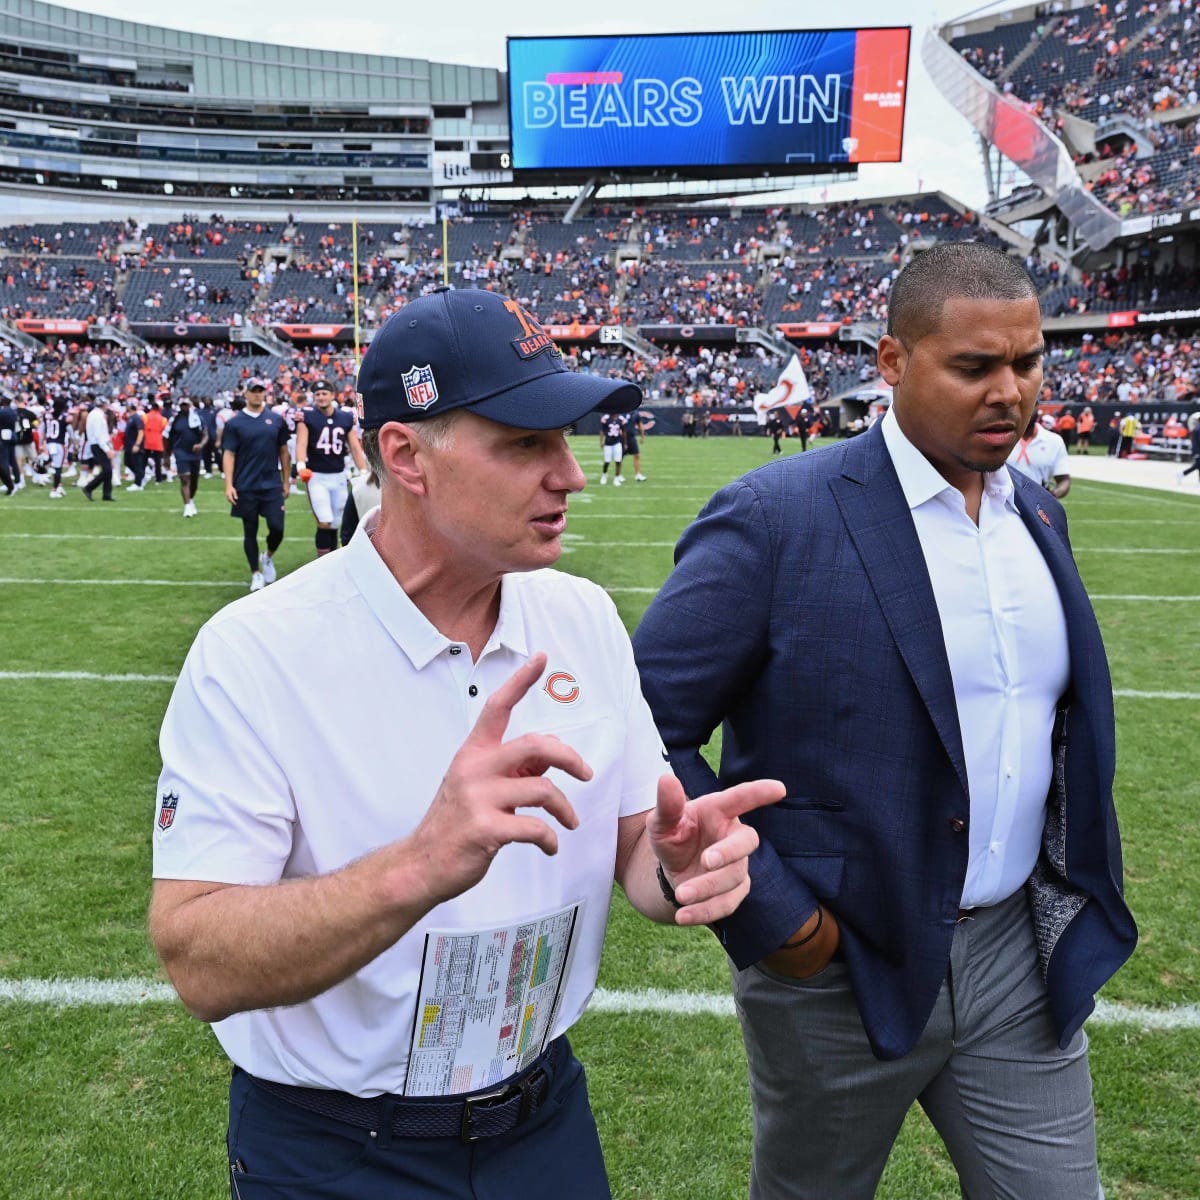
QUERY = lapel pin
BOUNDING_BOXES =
[1037,507,1052,527]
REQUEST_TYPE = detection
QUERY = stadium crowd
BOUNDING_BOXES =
[0,201,1060,334]
[952,0,1200,217]
[2,200,1200,426]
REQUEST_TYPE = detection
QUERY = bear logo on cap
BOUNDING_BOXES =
[401,364,439,411]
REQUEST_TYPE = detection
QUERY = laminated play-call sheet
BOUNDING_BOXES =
[403,903,582,1096]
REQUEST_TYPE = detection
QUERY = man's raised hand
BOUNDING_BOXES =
[648,774,785,926]
[408,652,592,907]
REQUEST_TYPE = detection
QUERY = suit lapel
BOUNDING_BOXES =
[828,427,969,798]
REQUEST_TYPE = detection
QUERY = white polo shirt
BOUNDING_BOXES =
[154,509,662,1096]
[1007,425,1070,488]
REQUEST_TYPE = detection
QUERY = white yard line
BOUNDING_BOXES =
[1,978,1196,1031]
[0,577,241,587]
[3,673,1196,702]
[0,532,238,541]
[1091,595,1200,601]
[0,670,176,683]
[1113,689,1200,700]
[1070,490,1200,509]
[0,503,202,514]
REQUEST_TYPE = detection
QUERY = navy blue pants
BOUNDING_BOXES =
[227,1041,611,1199]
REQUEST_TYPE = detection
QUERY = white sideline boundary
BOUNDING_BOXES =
[1,978,1197,1031]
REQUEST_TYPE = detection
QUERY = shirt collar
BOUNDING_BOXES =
[881,406,1016,513]
[343,507,528,669]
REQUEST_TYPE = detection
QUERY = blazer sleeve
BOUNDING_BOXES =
[633,478,821,967]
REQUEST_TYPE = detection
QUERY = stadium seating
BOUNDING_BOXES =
[950,0,1200,217]
[2,196,1198,418]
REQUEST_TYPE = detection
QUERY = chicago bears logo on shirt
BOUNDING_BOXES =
[544,671,581,705]
[402,364,439,410]
[157,790,179,831]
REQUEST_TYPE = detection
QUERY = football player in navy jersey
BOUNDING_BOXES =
[295,380,367,557]
[598,411,626,486]
[43,399,70,498]
[222,379,291,592]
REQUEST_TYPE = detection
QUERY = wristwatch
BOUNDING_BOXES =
[656,862,683,909]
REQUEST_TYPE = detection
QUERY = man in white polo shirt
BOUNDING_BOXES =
[149,286,783,1200]
[1007,407,1072,498]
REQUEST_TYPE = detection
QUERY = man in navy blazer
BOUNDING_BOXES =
[633,243,1136,1199]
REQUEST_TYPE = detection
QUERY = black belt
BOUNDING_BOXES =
[248,1037,564,1145]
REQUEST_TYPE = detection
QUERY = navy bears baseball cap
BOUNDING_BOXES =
[356,287,641,430]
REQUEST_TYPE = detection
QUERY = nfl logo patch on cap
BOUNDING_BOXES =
[402,364,438,411]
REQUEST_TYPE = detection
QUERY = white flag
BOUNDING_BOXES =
[753,354,811,416]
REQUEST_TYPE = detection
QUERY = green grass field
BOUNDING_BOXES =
[1,436,1198,1198]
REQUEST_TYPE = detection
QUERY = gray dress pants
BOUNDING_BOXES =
[731,891,1103,1200]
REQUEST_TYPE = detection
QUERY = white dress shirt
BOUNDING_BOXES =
[881,407,1070,909]
[84,405,112,453]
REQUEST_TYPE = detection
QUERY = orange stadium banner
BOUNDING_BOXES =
[274,324,350,340]
[544,324,601,340]
[776,321,845,338]
[16,319,89,335]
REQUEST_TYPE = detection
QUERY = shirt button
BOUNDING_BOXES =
[949,816,967,834]
[449,646,462,656]
[468,684,478,697]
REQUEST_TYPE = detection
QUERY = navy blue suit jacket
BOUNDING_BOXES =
[633,424,1136,1061]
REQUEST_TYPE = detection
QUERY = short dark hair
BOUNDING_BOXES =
[887,242,1038,348]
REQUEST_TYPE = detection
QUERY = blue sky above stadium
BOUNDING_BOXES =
[70,0,1024,209]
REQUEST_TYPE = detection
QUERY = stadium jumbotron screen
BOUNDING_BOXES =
[506,28,910,173]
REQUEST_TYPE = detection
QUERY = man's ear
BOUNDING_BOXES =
[377,422,428,496]
[877,335,908,389]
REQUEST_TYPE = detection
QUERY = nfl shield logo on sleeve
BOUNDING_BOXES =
[401,364,439,411]
[157,790,179,831]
